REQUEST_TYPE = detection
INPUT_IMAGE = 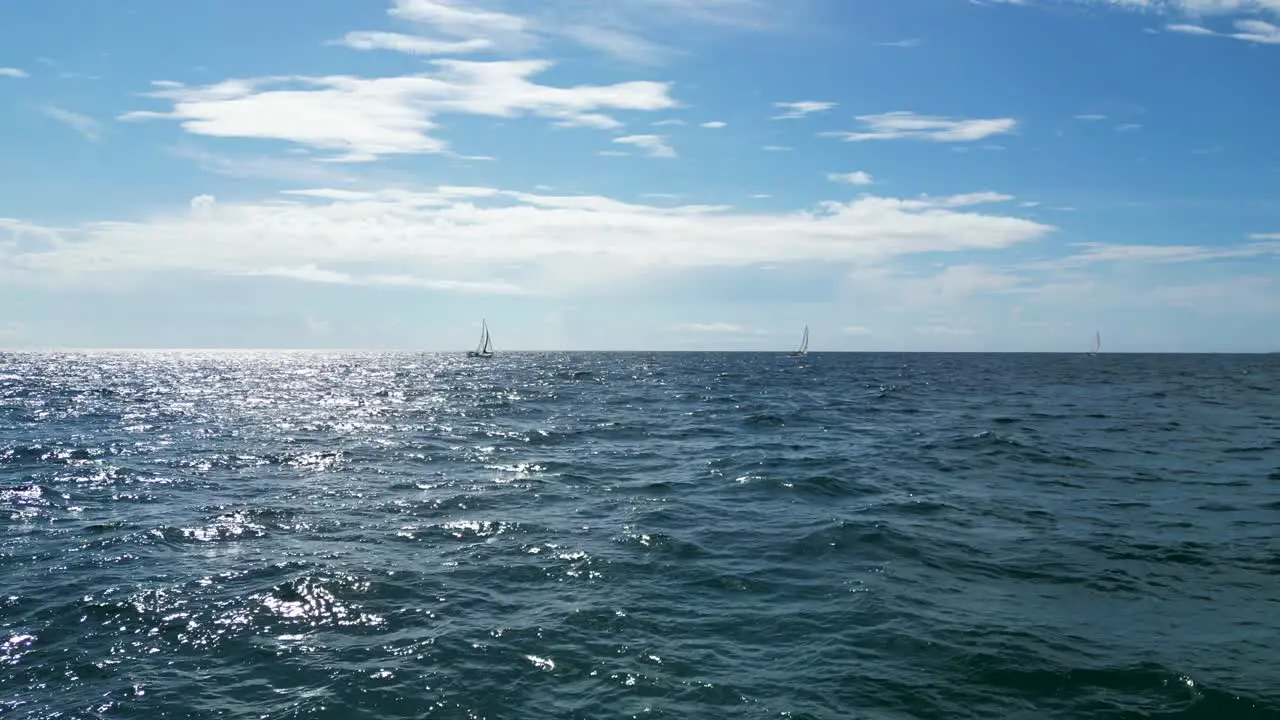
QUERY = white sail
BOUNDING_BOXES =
[1089,329,1101,355]
[790,325,809,356]
[468,319,494,358]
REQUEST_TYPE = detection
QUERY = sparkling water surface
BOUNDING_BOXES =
[2,351,1278,719]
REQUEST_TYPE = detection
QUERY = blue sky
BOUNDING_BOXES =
[1,0,1278,352]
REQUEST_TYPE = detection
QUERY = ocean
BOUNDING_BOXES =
[2,351,1278,719]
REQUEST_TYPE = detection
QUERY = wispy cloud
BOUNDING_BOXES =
[916,324,976,337]
[166,145,355,184]
[1166,23,1217,35]
[0,67,27,78]
[1116,123,1143,132]
[1028,240,1280,269]
[653,119,685,126]
[120,60,677,161]
[1248,232,1280,240]
[1075,113,1107,121]
[42,106,101,141]
[613,134,677,158]
[1231,19,1280,43]
[557,24,675,65]
[821,111,1018,143]
[762,145,791,151]
[875,38,923,47]
[828,171,874,186]
[334,31,493,55]
[342,0,772,66]
[772,101,836,120]
[243,264,527,294]
[388,0,533,47]
[1007,0,1280,19]
[700,121,727,128]
[670,322,752,333]
[1166,18,1280,43]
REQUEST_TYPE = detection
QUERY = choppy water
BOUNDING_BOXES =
[2,351,1279,719]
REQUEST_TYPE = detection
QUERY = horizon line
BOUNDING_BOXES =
[1,348,1275,355]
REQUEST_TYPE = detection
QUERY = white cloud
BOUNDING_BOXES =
[1116,123,1143,131]
[671,322,751,333]
[1248,232,1280,239]
[613,134,677,158]
[1025,273,1280,317]
[344,0,773,65]
[42,106,101,141]
[1075,113,1108,120]
[1164,17,1280,43]
[847,264,1028,314]
[927,191,1016,207]
[1028,240,1280,269]
[1166,22,1219,33]
[557,25,674,65]
[828,171,874,186]
[1,186,1054,295]
[1024,0,1280,15]
[166,146,356,184]
[335,31,493,55]
[772,101,836,120]
[750,193,772,198]
[0,67,27,78]
[120,59,677,161]
[243,264,527,294]
[876,38,923,47]
[1232,18,1280,42]
[389,0,532,43]
[1122,0,1280,15]
[701,120,727,128]
[916,324,976,336]
[653,119,685,126]
[762,145,791,151]
[822,111,1018,143]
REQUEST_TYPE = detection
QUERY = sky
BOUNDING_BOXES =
[1,0,1278,352]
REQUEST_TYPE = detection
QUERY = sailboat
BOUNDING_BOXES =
[789,325,809,357]
[1088,329,1101,356]
[467,319,495,358]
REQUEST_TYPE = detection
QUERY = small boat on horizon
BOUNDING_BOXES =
[789,325,809,357]
[1087,329,1101,356]
[467,319,495,359]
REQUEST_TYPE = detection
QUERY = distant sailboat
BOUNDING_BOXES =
[1088,329,1101,356]
[789,325,809,357]
[467,319,495,358]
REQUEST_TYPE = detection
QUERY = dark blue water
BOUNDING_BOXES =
[2,351,1278,719]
